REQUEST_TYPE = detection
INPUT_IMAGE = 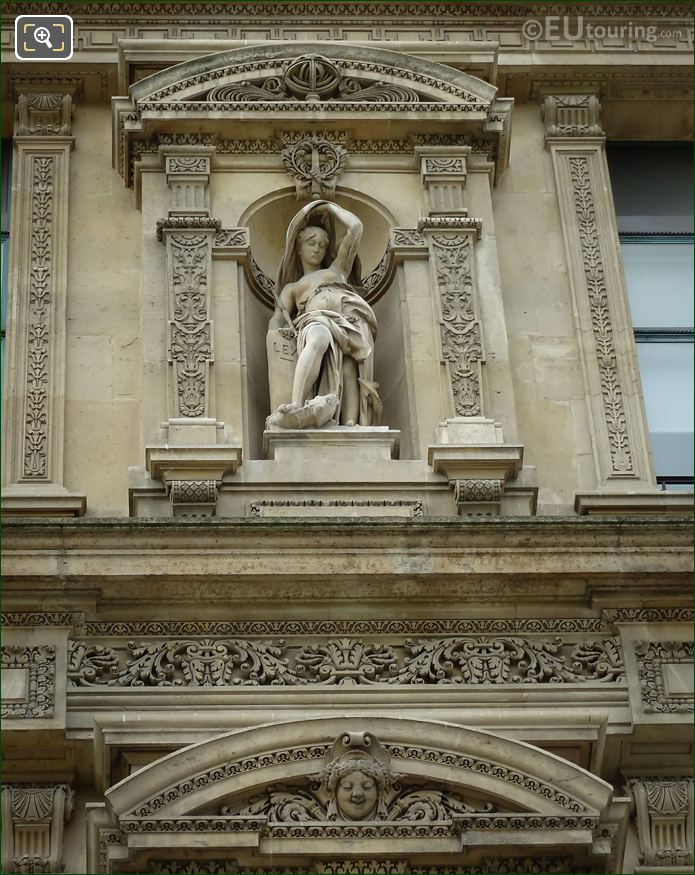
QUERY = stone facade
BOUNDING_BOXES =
[1,3,693,873]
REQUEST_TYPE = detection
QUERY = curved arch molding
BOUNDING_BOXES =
[96,717,629,873]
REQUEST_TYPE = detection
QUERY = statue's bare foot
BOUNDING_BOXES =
[266,394,339,430]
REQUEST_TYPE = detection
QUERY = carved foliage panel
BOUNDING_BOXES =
[165,231,214,418]
[429,231,483,417]
[22,154,55,480]
[568,153,634,475]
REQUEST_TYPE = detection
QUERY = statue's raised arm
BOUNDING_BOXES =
[314,201,363,280]
[266,201,381,430]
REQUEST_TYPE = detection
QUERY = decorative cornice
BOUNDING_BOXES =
[419,216,483,238]
[3,3,692,18]
[2,611,80,627]
[75,617,612,637]
[155,216,221,242]
[602,608,694,624]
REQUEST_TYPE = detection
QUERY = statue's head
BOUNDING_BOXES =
[296,224,329,270]
[318,733,397,821]
[324,755,386,820]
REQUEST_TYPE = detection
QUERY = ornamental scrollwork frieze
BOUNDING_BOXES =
[67,634,625,688]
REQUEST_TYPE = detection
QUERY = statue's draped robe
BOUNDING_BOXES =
[294,282,380,425]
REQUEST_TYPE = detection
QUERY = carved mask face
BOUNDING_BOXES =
[336,770,378,820]
[298,229,328,268]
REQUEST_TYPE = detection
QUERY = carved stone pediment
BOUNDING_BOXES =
[94,718,628,873]
[113,43,512,184]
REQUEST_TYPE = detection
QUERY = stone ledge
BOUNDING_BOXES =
[146,445,243,484]
[1,489,87,517]
[575,492,694,516]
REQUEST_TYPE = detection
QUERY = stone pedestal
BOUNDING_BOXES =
[428,417,524,515]
[145,441,242,517]
[263,426,400,463]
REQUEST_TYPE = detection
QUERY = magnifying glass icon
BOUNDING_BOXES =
[34,26,53,48]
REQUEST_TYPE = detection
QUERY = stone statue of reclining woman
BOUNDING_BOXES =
[266,200,382,430]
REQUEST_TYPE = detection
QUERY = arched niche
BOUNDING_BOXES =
[95,717,628,874]
[238,189,407,459]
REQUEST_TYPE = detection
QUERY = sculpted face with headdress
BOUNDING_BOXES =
[266,200,382,429]
[318,731,396,820]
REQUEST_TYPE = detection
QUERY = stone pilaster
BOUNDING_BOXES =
[1,784,74,874]
[1,91,86,516]
[419,214,524,515]
[140,148,242,515]
[543,93,665,512]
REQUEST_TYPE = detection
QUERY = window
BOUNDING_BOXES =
[1,138,11,376]
[607,143,694,491]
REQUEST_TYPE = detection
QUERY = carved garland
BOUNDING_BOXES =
[1,645,56,719]
[569,155,634,473]
[67,635,625,688]
[23,156,54,478]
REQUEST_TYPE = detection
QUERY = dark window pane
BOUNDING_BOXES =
[607,142,694,234]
